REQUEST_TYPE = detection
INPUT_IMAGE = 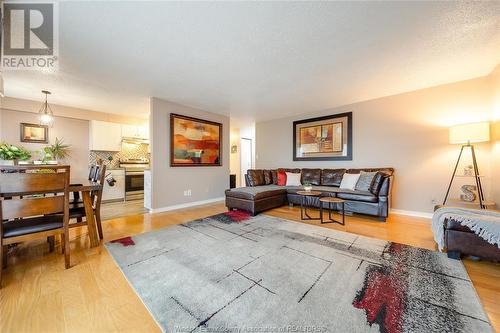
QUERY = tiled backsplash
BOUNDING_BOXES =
[89,143,150,168]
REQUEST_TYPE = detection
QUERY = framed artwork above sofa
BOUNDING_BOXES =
[293,112,352,161]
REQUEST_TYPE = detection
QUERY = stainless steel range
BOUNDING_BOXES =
[119,158,150,201]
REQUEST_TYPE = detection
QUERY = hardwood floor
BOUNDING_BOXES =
[1,203,499,332]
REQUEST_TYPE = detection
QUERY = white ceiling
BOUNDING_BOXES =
[3,1,500,121]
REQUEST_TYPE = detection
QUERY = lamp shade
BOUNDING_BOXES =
[449,122,490,144]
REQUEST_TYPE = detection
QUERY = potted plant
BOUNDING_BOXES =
[40,138,71,164]
[303,182,313,192]
[0,143,32,165]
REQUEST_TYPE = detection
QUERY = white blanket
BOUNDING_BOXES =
[432,206,500,251]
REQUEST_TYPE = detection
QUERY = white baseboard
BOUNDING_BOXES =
[149,198,433,220]
[149,197,225,214]
[390,209,433,219]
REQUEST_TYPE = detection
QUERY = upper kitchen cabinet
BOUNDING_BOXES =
[122,123,149,140]
[89,120,122,151]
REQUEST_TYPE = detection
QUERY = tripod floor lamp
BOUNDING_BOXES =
[443,122,490,209]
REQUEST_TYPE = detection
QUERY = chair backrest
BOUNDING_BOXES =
[88,165,97,181]
[0,165,70,220]
[91,164,106,207]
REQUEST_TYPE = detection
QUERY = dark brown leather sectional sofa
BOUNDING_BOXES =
[225,168,394,221]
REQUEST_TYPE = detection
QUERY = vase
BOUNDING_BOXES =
[304,185,313,192]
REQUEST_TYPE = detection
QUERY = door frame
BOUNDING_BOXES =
[240,137,253,187]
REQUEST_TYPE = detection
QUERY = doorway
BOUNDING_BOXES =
[240,138,253,187]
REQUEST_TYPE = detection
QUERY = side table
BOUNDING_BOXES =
[297,191,322,221]
[319,197,345,225]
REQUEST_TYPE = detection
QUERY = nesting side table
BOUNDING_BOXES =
[319,197,346,225]
[297,191,322,221]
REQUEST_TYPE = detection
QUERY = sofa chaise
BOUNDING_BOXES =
[225,168,394,221]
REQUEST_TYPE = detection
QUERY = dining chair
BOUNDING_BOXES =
[71,165,99,204]
[69,164,106,240]
[0,165,71,288]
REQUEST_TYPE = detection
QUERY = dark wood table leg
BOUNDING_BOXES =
[82,191,99,248]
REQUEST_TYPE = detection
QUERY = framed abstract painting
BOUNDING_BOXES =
[170,113,222,167]
[293,112,352,161]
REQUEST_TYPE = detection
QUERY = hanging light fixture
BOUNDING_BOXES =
[38,90,54,127]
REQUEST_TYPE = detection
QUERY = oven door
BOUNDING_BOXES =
[125,171,144,193]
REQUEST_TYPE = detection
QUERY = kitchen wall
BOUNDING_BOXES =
[149,97,230,210]
[89,143,150,168]
[0,109,90,181]
[0,96,147,181]
[256,75,494,215]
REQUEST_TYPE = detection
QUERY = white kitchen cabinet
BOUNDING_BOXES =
[89,120,122,151]
[122,123,149,140]
[138,124,149,140]
[102,169,125,202]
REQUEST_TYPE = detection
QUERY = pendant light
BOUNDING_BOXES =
[39,90,54,127]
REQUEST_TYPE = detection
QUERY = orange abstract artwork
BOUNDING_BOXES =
[170,114,222,166]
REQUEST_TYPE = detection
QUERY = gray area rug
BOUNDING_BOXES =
[105,211,493,333]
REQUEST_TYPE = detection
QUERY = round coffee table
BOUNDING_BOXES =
[297,191,322,221]
[319,197,346,225]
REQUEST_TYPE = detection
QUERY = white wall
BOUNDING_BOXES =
[490,64,500,208]
[256,76,493,214]
[149,97,229,210]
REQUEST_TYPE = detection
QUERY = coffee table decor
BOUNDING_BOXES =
[297,190,322,220]
[320,197,345,225]
[106,211,493,332]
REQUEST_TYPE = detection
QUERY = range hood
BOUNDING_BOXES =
[122,137,149,145]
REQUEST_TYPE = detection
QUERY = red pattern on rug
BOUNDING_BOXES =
[110,236,135,246]
[353,243,406,333]
[224,210,252,222]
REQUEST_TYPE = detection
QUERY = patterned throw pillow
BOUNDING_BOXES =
[355,171,377,191]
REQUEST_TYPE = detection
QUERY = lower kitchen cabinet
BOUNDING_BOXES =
[102,169,125,201]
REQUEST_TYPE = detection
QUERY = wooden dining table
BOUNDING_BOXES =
[69,182,102,248]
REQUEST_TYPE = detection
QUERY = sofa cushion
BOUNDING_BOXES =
[336,189,378,203]
[247,170,265,186]
[271,170,278,185]
[225,185,287,200]
[348,168,394,177]
[355,171,377,192]
[321,169,346,186]
[301,168,321,185]
[263,170,273,185]
[369,172,385,195]
[279,168,301,174]
[286,186,340,195]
